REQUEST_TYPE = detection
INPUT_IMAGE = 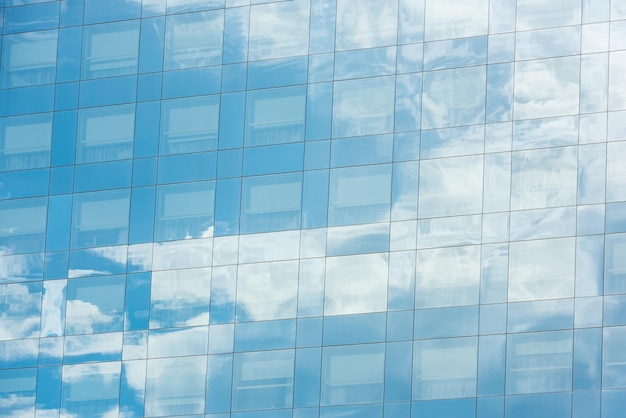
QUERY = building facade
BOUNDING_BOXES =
[1,0,626,417]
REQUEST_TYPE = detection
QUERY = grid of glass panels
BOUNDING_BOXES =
[1,0,626,417]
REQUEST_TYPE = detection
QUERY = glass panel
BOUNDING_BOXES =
[0,281,42,340]
[0,113,52,172]
[145,356,207,416]
[236,260,298,322]
[603,326,626,388]
[332,76,395,138]
[76,105,135,163]
[154,181,215,241]
[160,95,219,155]
[1,30,57,88]
[241,173,302,234]
[82,21,140,79]
[0,197,47,254]
[321,344,385,405]
[605,234,626,294]
[232,350,295,411]
[325,253,388,316]
[418,155,483,218]
[415,245,480,308]
[517,0,582,30]
[61,362,121,417]
[65,275,125,335]
[245,86,306,146]
[328,165,392,226]
[506,331,573,394]
[335,0,398,50]
[412,337,478,400]
[71,190,131,249]
[0,368,37,416]
[508,238,575,302]
[164,10,224,70]
[424,0,488,40]
[149,267,211,329]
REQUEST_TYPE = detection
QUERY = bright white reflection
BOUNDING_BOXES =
[508,238,575,302]
[336,0,398,50]
[514,56,580,120]
[325,253,388,316]
[249,0,309,60]
[40,280,66,337]
[150,268,211,328]
[237,260,298,321]
[152,238,212,271]
[517,0,581,30]
[425,0,488,41]
[0,283,41,341]
[238,230,300,264]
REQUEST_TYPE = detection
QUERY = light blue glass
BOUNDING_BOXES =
[420,125,483,160]
[507,299,574,332]
[478,335,506,396]
[477,396,504,418]
[391,161,419,221]
[607,141,626,201]
[0,252,43,283]
[65,275,125,335]
[63,332,123,364]
[36,365,61,415]
[84,0,140,23]
[602,389,626,418]
[0,113,52,171]
[505,393,572,418]
[573,391,600,418]
[604,234,626,294]
[3,2,59,34]
[0,197,47,254]
[74,160,132,192]
[385,342,412,402]
[247,56,308,89]
[294,347,322,407]
[581,53,609,113]
[297,258,325,317]
[154,181,215,241]
[332,76,395,138]
[424,36,487,71]
[241,173,302,234]
[415,245,480,308]
[516,0,581,30]
[412,337,478,400]
[159,95,219,155]
[119,360,146,417]
[330,135,393,168]
[1,29,58,88]
[79,75,138,108]
[0,169,48,200]
[576,235,605,297]
[336,0,397,50]
[223,6,249,64]
[509,207,576,241]
[506,330,573,394]
[387,310,413,341]
[306,82,332,140]
[125,272,150,331]
[61,362,121,417]
[55,81,79,110]
[417,215,481,249]
[164,11,224,70]
[479,304,507,335]
[326,223,389,257]
[321,343,385,405]
[157,152,217,184]
[245,86,306,146]
[513,116,578,150]
[166,0,223,14]
[0,368,37,416]
[148,326,208,358]
[76,104,135,163]
[209,323,234,354]
[134,101,160,158]
[206,354,233,413]
[335,47,396,80]
[234,319,296,352]
[161,66,221,99]
[486,62,513,122]
[488,33,515,63]
[396,73,423,132]
[145,356,207,416]
[324,253,389,315]
[149,268,211,329]
[574,328,602,390]
[323,312,386,345]
[232,349,294,411]
[414,306,479,339]
[0,85,54,117]
[0,338,38,368]
[82,21,139,79]
[243,143,304,176]
[214,177,241,236]
[309,0,335,53]
[516,26,580,61]
[68,246,127,278]
[71,189,130,249]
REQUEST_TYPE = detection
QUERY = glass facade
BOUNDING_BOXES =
[0,0,625,417]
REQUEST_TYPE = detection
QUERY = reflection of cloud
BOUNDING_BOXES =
[336,0,397,50]
[63,333,123,358]
[239,230,300,264]
[152,238,212,271]
[68,269,110,278]
[0,395,35,418]
[0,253,43,283]
[0,338,38,362]
[249,0,309,60]
[0,283,41,341]
[65,300,115,334]
[325,253,388,315]
[127,243,152,271]
[148,326,208,358]
[41,280,66,337]
[237,261,298,321]
[425,0,488,40]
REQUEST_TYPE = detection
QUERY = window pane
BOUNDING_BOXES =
[1,30,57,88]
[605,234,626,294]
[517,0,582,30]
[325,253,388,316]
[603,326,626,388]
[249,0,309,60]
[321,344,385,405]
[232,350,295,411]
[76,105,135,163]
[506,331,573,394]
[425,0,488,41]
[0,282,42,340]
[154,181,215,241]
[160,95,219,155]
[241,173,302,234]
[0,368,37,416]
[0,197,47,254]
[245,86,306,146]
[164,11,224,70]
[0,113,52,172]
[412,337,478,400]
[328,165,392,226]
[508,238,575,302]
[236,260,298,322]
[82,21,140,79]
[333,76,395,138]
[336,0,398,50]
[61,362,121,417]
[65,275,125,335]
[71,190,131,249]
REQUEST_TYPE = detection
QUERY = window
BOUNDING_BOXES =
[160,96,219,155]
[154,182,215,241]
[76,105,135,163]
[245,86,306,146]
[0,113,52,171]
[241,173,302,234]
[82,21,140,79]
[0,30,57,88]
[164,11,223,70]
[61,363,121,417]
[0,198,47,254]
[71,190,131,248]
[605,234,626,294]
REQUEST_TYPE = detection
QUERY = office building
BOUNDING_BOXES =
[1,0,626,417]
